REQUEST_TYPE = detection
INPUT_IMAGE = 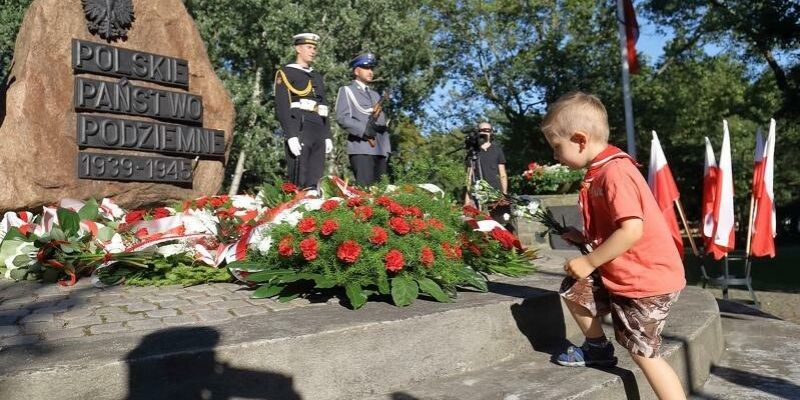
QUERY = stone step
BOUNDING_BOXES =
[0,252,723,400]
[368,285,723,399]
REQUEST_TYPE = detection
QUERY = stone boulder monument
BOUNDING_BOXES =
[0,0,235,211]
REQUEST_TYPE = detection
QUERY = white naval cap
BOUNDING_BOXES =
[293,33,320,46]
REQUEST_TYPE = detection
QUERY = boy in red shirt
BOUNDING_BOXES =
[541,92,686,399]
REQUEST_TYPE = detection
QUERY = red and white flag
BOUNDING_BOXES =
[701,137,725,259]
[619,0,640,74]
[749,119,776,257]
[647,131,683,257]
[711,120,736,259]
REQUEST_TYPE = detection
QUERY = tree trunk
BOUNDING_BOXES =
[228,66,263,196]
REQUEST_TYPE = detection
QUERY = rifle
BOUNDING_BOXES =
[365,89,390,148]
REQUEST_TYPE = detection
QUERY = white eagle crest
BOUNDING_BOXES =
[81,0,135,42]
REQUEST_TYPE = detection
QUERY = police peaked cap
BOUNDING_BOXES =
[293,33,320,46]
[350,53,378,69]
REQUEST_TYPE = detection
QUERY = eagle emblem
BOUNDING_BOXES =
[81,0,135,42]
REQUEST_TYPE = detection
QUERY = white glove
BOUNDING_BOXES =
[325,138,333,154]
[287,137,302,156]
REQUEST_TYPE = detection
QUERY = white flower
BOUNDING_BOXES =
[183,209,219,235]
[249,224,274,254]
[417,184,445,197]
[385,184,398,193]
[231,195,264,210]
[503,213,510,221]
[99,198,125,221]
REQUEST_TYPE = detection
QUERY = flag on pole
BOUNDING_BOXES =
[647,131,684,257]
[711,120,736,259]
[701,137,725,259]
[620,0,640,74]
[750,119,776,257]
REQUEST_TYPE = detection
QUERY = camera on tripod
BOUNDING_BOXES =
[462,125,489,153]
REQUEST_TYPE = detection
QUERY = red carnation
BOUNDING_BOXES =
[297,217,317,234]
[124,210,146,223]
[384,249,405,272]
[467,242,482,256]
[441,242,462,259]
[278,236,294,257]
[210,196,227,208]
[388,202,406,216]
[376,195,393,207]
[420,247,435,267]
[462,205,481,217]
[195,196,209,208]
[370,226,388,245]
[490,227,518,250]
[237,223,254,237]
[337,240,362,263]
[410,218,426,232]
[354,205,374,221]
[389,217,411,235]
[427,218,444,230]
[320,219,339,236]
[347,197,364,207]
[299,237,319,261]
[321,199,339,211]
[407,206,423,218]
[152,207,171,219]
[282,182,298,193]
[134,227,149,239]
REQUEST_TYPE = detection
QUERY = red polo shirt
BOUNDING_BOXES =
[584,158,686,298]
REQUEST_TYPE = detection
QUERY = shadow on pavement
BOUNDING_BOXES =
[126,326,301,400]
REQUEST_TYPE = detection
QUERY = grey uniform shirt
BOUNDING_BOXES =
[335,81,391,157]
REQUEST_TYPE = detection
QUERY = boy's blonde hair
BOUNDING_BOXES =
[541,92,609,142]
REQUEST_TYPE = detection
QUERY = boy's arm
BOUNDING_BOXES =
[564,217,643,279]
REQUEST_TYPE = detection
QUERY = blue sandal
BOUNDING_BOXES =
[556,342,618,367]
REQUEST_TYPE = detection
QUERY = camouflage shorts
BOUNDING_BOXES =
[560,273,680,358]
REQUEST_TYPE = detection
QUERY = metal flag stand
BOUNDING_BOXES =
[694,191,762,308]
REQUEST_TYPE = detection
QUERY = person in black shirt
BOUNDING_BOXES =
[465,122,511,227]
[274,33,333,190]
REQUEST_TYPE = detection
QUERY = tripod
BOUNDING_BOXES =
[466,147,485,210]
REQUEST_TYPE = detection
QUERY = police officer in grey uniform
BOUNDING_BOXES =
[335,53,390,186]
[274,33,333,189]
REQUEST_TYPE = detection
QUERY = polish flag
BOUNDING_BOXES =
[749,119,776,257]
[711,120,736,258]
[647,131,683,257]
[701,137,725,259]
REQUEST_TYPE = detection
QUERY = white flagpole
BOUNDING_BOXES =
[616,0,636,159]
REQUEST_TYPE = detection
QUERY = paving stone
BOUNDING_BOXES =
[158,299,192,309]
[230,306,270,317]
[178,292,210,300]
[190,296,223,305]
[63,316,103,329]
[163,315,198,326]
[1,334,39,346]
[127,319,166,331]
[105,296,138,307]
[121,286,159,295]
[57,308,95,320]
[43,328,86,341]
[221,291,251,300]
[93,306,124,315]
[0,308,31,321]
[125,302,157,312]
[213,283,242,292]
[210,300,250,310]
[20,313,54,323]
[103,313,145,323]
[288,298,312,308]
[21,322,59,334]
[0,325,20,338]
[143,295,180,304]
[156,287,188,296]
[195,309,232,323]
[185,284,212,292]
[56,298,83,308]
[93,294,127,305]
[145,308,178,318]
[89,322,129,335]
[261,300,295,311]
[28,297,68,308]
[33,304,72,314]
[0,297,37,308]
[33,285,68,297]
[177,304,213,314]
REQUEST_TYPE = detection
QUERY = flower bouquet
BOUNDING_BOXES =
[513,162,583,195]
[228,177,536,309]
